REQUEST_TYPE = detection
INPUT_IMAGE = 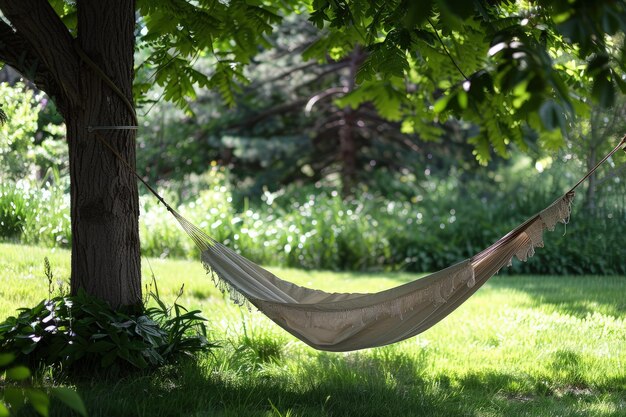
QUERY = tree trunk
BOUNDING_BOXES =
[339,111,357,197]
[68,0,141,308]
[339,48,361,197]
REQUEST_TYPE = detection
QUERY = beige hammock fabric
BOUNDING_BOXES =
[176,192,575,352]
[79,52,624,352]
[92,114,623,352]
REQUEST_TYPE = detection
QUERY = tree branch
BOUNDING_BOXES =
[295,61,351,92]
[0,0,80,105]
[0,17,67,105]
[596,162,626,188]
[247,61,319,89]
[224,98,311,130]
[0,18,31,71]
[305,87,348,114]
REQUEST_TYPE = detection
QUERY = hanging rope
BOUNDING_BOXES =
[567,135,626,194]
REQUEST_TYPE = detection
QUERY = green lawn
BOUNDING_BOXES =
[1,242,625,417]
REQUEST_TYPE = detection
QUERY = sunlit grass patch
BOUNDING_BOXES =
[0,242,625,417]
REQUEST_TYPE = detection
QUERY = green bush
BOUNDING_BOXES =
[0,352,88,417]
[0,183,28,238]
[0,266,215,373]
[0,175,70,247]
[2,163,624,275]
[135,164,624,275]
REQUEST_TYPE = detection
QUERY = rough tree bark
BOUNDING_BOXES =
[70,1,141,307]
[339,47,362,197]
[0,0,142,308]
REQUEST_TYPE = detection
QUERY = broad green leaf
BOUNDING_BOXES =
[539,100,563,131]
[25,389,49,417]
[591,72,616,108]
[4,388,25,413]
[51,388,89,417]
[6,365,30,381]
[433,95,451,113]
[0,402,9,417]
[457,90,468,109]
[0,353,15,367]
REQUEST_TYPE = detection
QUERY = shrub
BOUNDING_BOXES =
[0,175,70,247]
[0,264,215,374]
[2,162,624,275]
[0,352,87,417]
[0,183,28,238]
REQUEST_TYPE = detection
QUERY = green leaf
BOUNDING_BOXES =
[4,388,25,413]
[614,74,626,94]
[591,71,615,108]
[0,352,15,367]
[433,95,451,113]
[369,84,404,121]
[6,365,30,381]
[468,134,491,165]
[25,389,49,417]
[457,90,468,109]
[402,0,434,28]
[439,0,475,20]
[61,11,78,32]
[0,402,9,417]
[355,56,375,84]
[51,388,88,417]
[538,100,563,131]
[538,126,564,151]
[86,340,115,353]
[586,55,609,76]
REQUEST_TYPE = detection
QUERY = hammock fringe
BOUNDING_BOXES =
[194,192,574,348]
[203,262,250,309]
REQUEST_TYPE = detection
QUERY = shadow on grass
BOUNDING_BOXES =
[35,345,626,417]
[486,275,626,318]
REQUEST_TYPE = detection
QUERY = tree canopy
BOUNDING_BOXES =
[3,1,625,163]
[132,0,626,163]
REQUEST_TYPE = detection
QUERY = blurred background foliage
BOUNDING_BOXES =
[0,5,625,275]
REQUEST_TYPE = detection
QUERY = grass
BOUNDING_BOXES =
[0,242,625,417]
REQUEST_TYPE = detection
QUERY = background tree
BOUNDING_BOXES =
[139,1,626,198]
[566,97,626,213]
[310,0,625,162]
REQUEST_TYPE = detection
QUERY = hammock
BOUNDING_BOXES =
[73,42,626,351]
[77,45,625,351]
[174,192,573,351]
[93,132,624,352]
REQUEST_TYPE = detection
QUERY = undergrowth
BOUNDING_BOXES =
[0,259,215,375]
[0,244,625,417]
[1,163,624,275]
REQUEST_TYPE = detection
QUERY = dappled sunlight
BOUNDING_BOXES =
[1,243,625,416]
[0,0,625,414]
[71,341,626,417]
